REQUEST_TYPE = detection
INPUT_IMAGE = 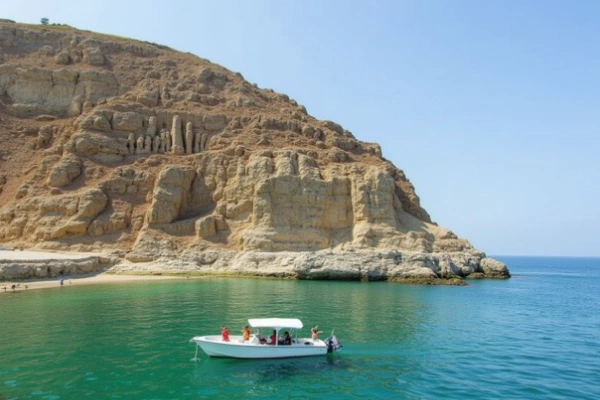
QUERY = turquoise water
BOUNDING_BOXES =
[1,256,599,399]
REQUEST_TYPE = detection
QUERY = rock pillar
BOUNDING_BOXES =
[128,133,135,154]
[136,136,145,154]
[193,130,201,153]
[171,115,184,155]
[152,135,160,153]
[159,129,167,153]
[147,116,157,136]
[185,122,194,154]
[166,131,172,152]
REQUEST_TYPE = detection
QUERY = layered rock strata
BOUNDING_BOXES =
[0,21,509,282]
[0,250,120,280]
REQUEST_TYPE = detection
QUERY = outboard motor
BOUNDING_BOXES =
[325,333,342,353]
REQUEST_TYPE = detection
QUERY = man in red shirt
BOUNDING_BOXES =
[221,326,230,342]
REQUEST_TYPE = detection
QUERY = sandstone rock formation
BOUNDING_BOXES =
[0,21,509,282]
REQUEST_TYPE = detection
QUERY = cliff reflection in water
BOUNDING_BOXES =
[2,277,429,347]
[0,277,429,398]
[182,278,428,346]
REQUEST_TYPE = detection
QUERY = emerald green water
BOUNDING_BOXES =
[1,257,600,399]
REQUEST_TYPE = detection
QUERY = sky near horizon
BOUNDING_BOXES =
[3,1,599,257]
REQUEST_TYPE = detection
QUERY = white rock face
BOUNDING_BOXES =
[0,65,119,115]
[0,257,101,280]
[0,21,509,282]
[146,166,195,224]
[118,248,508,283]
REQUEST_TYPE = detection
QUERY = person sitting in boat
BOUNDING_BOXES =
[221,326,230,342]
[282,331,292,345]
[311,326,323,341]
[241,325,250,342]
[258,334,267,344]
[268,330,277,345]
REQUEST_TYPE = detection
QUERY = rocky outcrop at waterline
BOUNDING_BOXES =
[0,21,509,283]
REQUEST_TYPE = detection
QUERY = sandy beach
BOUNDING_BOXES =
[0,273,188,293]
[0,249,188,293]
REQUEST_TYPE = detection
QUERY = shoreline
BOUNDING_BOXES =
[0,273,190,293]
[1,249,195,293]
[1,249,510,291]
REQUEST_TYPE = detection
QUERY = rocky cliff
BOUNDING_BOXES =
[0,20,509,282]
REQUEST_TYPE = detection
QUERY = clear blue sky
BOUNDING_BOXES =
[3,1,599,256]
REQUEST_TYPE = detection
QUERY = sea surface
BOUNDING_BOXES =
[1,256,599,399]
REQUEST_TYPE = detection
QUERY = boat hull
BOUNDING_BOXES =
[192,335,328,359]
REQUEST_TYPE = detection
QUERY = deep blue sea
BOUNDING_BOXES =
[0,256,599,399]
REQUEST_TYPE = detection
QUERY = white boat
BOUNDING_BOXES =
[190,318,341,359]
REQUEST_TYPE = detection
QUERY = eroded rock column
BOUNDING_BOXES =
[193,130,201,153]
[160,129,168,153]
[144,135,152,153]
[152,134,161,153]
[171,115,184,155]
[147,116,157,136]
[185,122,194,154]
[128,133,135,154]
[136,136,145,154]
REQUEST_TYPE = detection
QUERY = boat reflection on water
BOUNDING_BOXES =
[212,352,350,384]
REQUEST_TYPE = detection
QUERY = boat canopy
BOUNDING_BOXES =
[248,318,303,330]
